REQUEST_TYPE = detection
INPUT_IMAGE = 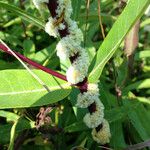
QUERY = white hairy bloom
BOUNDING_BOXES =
[76,83,100,108]
[66,65,82,84]
[56,36,81,60]
[45,17,59,37]
[76,93,98,108]
[56,0,72,20]
[87,83,99,96]
[83,99,104,128]
[68,20,83,43]
[58,23,66,30]
[33,0,48,10]
[64,0,73,20]
[56,1,64,18]
[92,119,111,144]
[66,49,89,84]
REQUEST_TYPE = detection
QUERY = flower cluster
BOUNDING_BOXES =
[76,83,100,108]
[92,119,111,144]
[44,0,89,84]
[83,99,104,128]
[33,0,111,145]
[76,82,111,143]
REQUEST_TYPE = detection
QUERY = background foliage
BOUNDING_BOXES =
[0,0,150,149]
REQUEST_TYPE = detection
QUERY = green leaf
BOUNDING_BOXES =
[0,70,71,108]
[0,60,18,70]
[88,0,150,82]
[64,121,88,133]
[3,17,21,28]
[123,79,150,93]
[0,110,19,122]
[140,18,150,28]
[135,97,150,105]
[134,50,150,60]
[0,1,45,29]
[110,121,126,149]
[128,107,150,140]
[124,101,150,140]
[0,118,34,144]
[23,39,35,59]
[105,101,139,123]
[33,42,57,64]
[8,118,19,150]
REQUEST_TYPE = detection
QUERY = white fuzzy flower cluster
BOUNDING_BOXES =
[33,0,48,10]
[56,0,72,20]
[41,0,88,84]
[76,83,111,144]
[76,83,105,128]
[92,119,111,144]
[44,0,83,43]
[33,0,111,144]
[76,83,99,108]
[56,36,81,60]
[83,99,104,128]
[45,18,59,38]
[45,17,66,37]
[66,49,89,84]
[67,20,83,44]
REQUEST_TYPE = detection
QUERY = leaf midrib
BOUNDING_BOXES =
[0,83,70,96]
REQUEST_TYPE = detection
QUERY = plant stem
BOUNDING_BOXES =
[46,0,103,133]
[84,0,90,47]
[0,43,67,81]
[97,0,105,39]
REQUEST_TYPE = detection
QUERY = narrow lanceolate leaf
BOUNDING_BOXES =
[0,70,71,109]
[0,1,45,29]
[88,0,150,82]
[128,107,150,140]
[123,101,150,140]
[8,119,19,150]
[123,78,150,93]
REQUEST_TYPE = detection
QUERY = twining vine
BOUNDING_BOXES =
[33,0,111,144]
[0,0,111,145]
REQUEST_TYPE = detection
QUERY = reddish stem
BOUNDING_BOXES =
[0,43,67,81]
[88,102,97,114]
[46,0,103,132]
[47,0,69,37]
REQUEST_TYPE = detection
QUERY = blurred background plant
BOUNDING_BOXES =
[0,0,150,149]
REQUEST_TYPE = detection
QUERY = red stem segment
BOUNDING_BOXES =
[46,0,103,131]
[0,43,67,81]
[47,0,69,37]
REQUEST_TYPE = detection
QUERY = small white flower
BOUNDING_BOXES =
[68,20,83,43]
[33,0,48,10]
[56,0,72,19]
[87,83,99,95]
[76,93,98,108]
[45,17,59,37]
[83,99,104,128]
[91,119,111,144]
[66,50,89,84]
[76,83,100,108]
[56,36,81,60]
[56,40,69,60]
[64,0,72,20]
[59,23,66,30]
[66,65,84,84]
